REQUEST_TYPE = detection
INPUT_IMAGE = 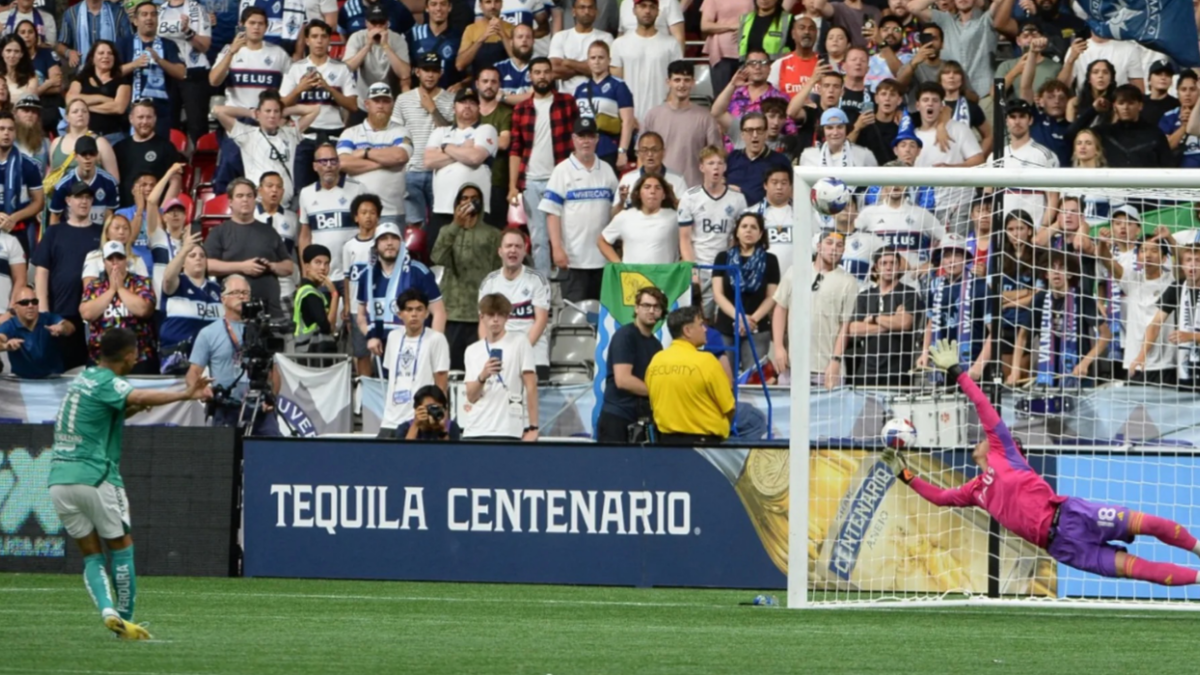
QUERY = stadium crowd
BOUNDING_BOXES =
[1,0,1200,442]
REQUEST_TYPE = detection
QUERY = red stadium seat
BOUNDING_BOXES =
[190,132,220,195]
[198,192,229,241]
[174,193,195,225]
[170,129,190,157]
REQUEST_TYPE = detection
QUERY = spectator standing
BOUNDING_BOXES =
[425,86,499,243]
[1162,71,1200,168]
[785,66,856,151]
[798,107,878,167]
[12,29,62,132]
[847,248,923,386]
[508,57,576,273]
[548,0,612,95]
[344,4,411,100]
[774,231,858,388]
[1100,233,1175,385]
[539,117,616,302]
[1014,252,1110,387]
[158,230,222,374]
[380,288,451,436]
[456,0,513,79]
[733,0,791,60]
[1136,244,1200,389]
[340,193,379,373]
[645,305,735,445]
[994,21,1059,100]
[292,243,339,353]
[208,9,290,111]
[475,66,513,227]
[912,82,984,234]
[767,14,818,99]
[119,1,185,140]
[1062,32,1145,92]
[1094,85,1173,169]
[907,0,997,98]
[812,0,881,50]
[0,219,24,313]
[462,292,539,441]
[48,135,118,226]
[612,130,686,210]
[700,0,752,97]
[939,60,991,155]
[712,50,794,145]
[357,221,445,363]
[407,0,462,91]
[596,285,665,443]
[864,15,912,94]
[80,240,157,371]
[1017,37,1072,167]
[340,0,414,42]
[712,211,780,370]
[57,0,132,74]
[856,180,944,278]
[297,143,364,292]
[32,181,100,369]
[725,112,791,207]
[895,23,944,106]
[430,182,501,368]
[495,23,534,106]
[254,172,300,303]
[337,82,414,225]
[112,100,182,207]
[993,99,1059,226]
[204,178,296,319]
[0,286,74,378]
[280,20,358,191]
[157,0,213,143]
[678,145,747,312]
[601,174,680,265]
[749,166,796,275]
[0,110,43,257]
[571,40,633,171]
[851,78,905,164]
[618,0,684,48]
[643,60,723,188]
[611,0,682,126]
[391,53,455,231]
[916,239,993,385]
[479,229,550,381]
[0,0,56,46]
[81,212,150,288]
[213,91,318,208]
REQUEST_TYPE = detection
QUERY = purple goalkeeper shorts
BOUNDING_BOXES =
[1045,497,1136,577]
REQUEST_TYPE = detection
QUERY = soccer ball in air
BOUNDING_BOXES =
[882,418,918,449]
[810,177,852,215]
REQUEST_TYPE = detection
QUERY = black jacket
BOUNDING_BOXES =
[1093,118,1174,168]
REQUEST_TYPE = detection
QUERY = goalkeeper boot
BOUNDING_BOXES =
[104,612,152,640]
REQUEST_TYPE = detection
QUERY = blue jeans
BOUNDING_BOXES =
[405,171,434,226]
[523,178,551,273]
[730,402,768,441]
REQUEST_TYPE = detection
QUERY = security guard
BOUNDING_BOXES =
[645,306,736,445]
[293,244,339,353]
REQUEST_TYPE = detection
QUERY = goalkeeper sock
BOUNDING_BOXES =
[1131,512,1200,554]
[1124,555,1200,586]
[110,546,137,622]
[83,554,116,617]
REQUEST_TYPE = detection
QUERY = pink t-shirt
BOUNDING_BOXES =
[700,0,754,64]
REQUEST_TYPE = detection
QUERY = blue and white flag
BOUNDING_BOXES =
[1086,0,1200,67]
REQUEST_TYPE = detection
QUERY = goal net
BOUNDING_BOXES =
[785,166,1200,609]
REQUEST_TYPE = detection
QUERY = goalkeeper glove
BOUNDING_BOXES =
[928,338,962,372]
[882,449,914,484]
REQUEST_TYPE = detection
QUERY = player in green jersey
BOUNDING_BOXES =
[47,328,212,640]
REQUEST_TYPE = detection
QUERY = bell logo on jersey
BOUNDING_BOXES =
[312,212,348,230]
[768,227,793,244]
[700,218,729,234]
[193,302,222,319]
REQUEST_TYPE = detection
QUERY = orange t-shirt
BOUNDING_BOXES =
[771,52,819,99]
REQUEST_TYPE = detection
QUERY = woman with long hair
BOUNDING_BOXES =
[13,20,62,98]
[1066,58,1116,125]
[1071,128,1125,226]
[598,174,682,265]
[994,209,1039,383]
[938,60,992,157]
[66,40,131,146]
[48,97,120,182]
[823,26,850,72]
[81,213,151,288]
[0,34,37,101]
[712,211,781,370]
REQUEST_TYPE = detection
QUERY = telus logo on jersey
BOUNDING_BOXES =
[231,72,284,87]
[269,485,695,536]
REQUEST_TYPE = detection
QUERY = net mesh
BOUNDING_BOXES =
[796,169,1200,607]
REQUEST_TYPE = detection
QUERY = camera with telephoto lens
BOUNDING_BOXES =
[205,299,293,425]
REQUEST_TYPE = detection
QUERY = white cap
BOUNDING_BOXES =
[938,233,971,253]
[374,222,403,241]
[102,240,127,259]
[1112,204,1141,223]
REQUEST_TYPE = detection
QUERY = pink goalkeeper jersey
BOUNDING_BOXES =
[908,372,1067,549]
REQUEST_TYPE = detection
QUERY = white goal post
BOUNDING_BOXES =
[787,167,1200,610]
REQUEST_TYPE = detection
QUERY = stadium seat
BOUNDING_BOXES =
[550,332,596,370]
[174,193,196,225]
[190,132,220,195]
[170,128,190,158]
[199,193,230,240]
[547,369,593,385]
[691,62,713,104]
[555,304,592,332]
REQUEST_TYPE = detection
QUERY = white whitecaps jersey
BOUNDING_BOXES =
[281,57,357,132]
[479,267,552,367]
[752,201,796,276]
[298,178,365,282]
[158,0,212,70]
[215,43,292,109]
[678,185,747,266]
[855,202,945,268]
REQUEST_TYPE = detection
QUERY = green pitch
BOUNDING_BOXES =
[3,573,1199,675]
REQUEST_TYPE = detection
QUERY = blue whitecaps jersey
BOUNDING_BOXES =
[160,274,224,350]
[356,258,443,333]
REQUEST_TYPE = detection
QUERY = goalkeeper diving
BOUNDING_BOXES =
[885,339,1200,586]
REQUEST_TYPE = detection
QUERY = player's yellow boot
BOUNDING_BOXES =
[104,613,152,640]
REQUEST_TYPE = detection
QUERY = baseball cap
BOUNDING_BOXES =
[1112,204,1142,223]
[455,87,480,103]
[1150,59,1176,75]
[365,3,388,23]
[418,53,442,70]
[367,82,393,99]
[374,222,403,241]
[103,240,127,259]
[1018,19,1041,33]
[1006,99,1035,117]
[633,0,658,4]
[75,135,99,156]
[160,198,187,214]
[820,107,849,126]
[933,233,971,263]
[68,181,94,198]
[14,94,40,110]
[573,117,598,135]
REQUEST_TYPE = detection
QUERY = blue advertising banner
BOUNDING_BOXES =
[243,440,787,589]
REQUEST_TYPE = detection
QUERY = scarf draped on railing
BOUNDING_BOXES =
[1036,288,1079,389]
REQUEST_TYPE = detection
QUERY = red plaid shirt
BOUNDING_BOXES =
[509,93,578,190]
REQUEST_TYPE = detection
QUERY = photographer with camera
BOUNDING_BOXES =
[379,288,450,437]
[187,275,279,434]
[397,385,461,440]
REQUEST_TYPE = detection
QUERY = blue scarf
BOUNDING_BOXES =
[1036,289,1079,388]
[5,8,45,41]
[366,247,412,330]
[132,35,168,101]
[1,149,24,219]
[74,1,117,72]
[931,270,975,365]
[728,245,768,293]
[950,96,971,125]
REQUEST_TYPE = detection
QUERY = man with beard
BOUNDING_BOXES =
[1017,37,1072,167]
[357,221,445,359]
[548,0,613,94]
[611,0,682,125]
[425,87,500,244]
[508,56,577,274]
[768,15,818,99]
[495,23,534,107]
[475,66,514,228]
[908,0,997,99]
[896,24,945,107]
[712,49,794,143]
[642,60,723,188]
[847,248,923,387]
[113,100,184,208]
[865,16,913,94]
[338,83,415,226]
[995,21,1061,99]
[850,78,905,164]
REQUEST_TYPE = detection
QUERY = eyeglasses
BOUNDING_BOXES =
[14,298,38,307]
[742,127,767,135]
[223,289,250,297]
[315,158,339,165]
[745,59,770,67]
